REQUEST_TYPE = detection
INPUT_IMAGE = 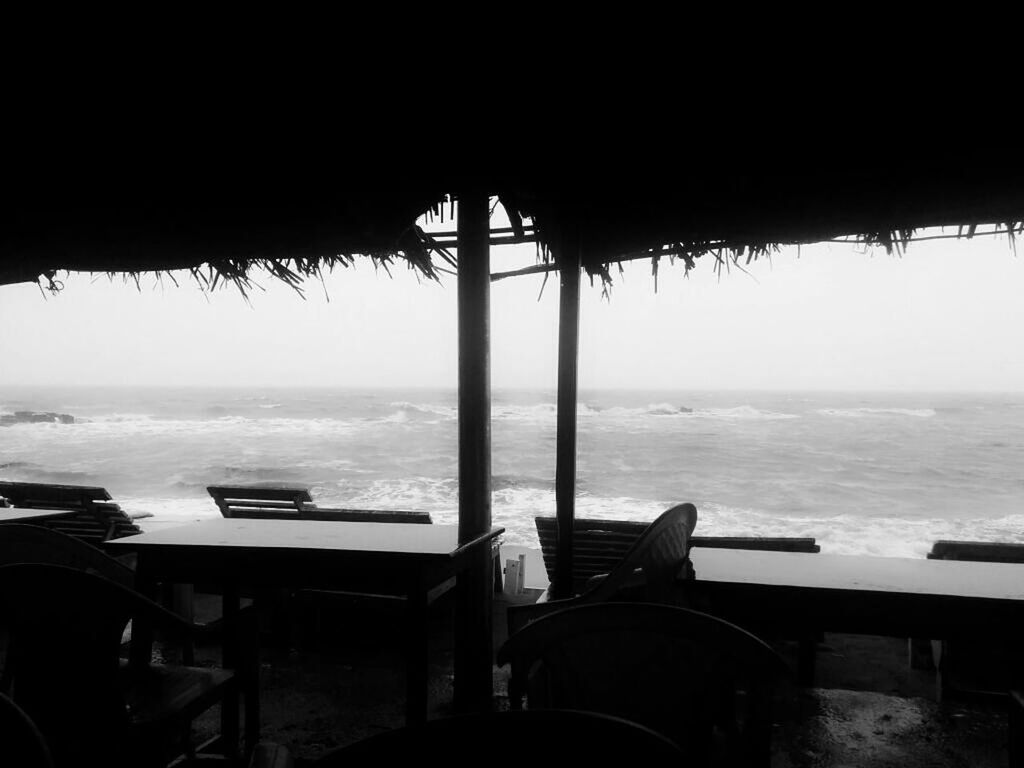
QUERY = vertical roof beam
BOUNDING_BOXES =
[454,190,494,712]
[553,229,582,600]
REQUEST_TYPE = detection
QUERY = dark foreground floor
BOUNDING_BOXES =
[187,592,1010,767]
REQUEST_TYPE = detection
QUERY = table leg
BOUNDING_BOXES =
[405,587,430,724]
[797,636,817,686]
[453,546,494,714]
[241,601,261,760]
[221,583,242,761]
[130,567,157,667]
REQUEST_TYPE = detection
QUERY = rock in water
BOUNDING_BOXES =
[0,411,75,426]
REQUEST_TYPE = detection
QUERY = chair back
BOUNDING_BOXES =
[580,502,697,603]
[508,504,697,636]
[311,709,685,766]
[498,602,788,767]
[0,692,55,768]
[0,524,135,587]
[0,563,187,767]
[536,512,818,591]
[0,526,137,694]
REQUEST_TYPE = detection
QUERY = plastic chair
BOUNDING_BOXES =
[0,563,253,768]
[0,525,140,693]
[507,502,697,636]
[0,692,55,768]
[0,523,135,586]
[498,601,789,767]
[534,512,818,591]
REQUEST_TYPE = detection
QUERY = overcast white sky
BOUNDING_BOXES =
[1,222,1022,392]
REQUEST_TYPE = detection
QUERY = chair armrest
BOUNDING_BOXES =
[183,603,260,668]
[188,603,259,641]
[584,560,693,604]
[129,593,259,667]
[507,596,573,637]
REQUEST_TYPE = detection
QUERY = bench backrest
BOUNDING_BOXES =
[207,485,314,517]
[207,485,432,524]
[0,481,140,543]
[535,515,819,591]
[928,540,1024,563]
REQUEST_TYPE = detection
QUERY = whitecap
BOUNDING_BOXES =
[817,407,936,418]
[693,406,799,421]
[387,401,457,418]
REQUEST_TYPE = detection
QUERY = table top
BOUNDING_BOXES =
[106,517,503,558]
[0,507,79,523]
[690,547,1024,602]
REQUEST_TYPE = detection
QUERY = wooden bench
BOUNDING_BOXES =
[0,481,143,544]
[534,515,819,594]
[928,540,1024,563]
[207,485,432,524]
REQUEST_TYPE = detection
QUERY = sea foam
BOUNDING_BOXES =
[817,407,937,418]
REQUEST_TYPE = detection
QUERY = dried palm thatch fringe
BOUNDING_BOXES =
[24,221,1024,298]
[488,223,1024,295]
[4,166,1022,296]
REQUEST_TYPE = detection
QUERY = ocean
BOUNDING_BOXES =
[1,386,1022,558]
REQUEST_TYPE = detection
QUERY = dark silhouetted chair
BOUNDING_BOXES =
[0,692,55,768]
[0,524,139,692]
[0,481,145,544]
[536,511,822,685]
[0,526,261,759]
[0,563,252,768]
[498,602,789,767]
[1011,689,1024,768]
[0,523,136,586]
[249,709,686,768]
[534,512,819,595]
[507,503,697,636]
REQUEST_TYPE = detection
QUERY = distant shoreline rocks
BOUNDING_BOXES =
[0,411,75,426]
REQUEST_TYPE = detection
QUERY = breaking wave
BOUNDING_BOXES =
[817,407,937,419]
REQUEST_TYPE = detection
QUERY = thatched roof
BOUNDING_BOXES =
[3,154,1023,291]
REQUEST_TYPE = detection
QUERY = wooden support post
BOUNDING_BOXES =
[552,233,582,601]
[454,190,494,713]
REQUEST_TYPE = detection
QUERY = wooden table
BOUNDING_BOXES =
[688,548,1024,681]
[0,507,79,523]
[106,518,504,728]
